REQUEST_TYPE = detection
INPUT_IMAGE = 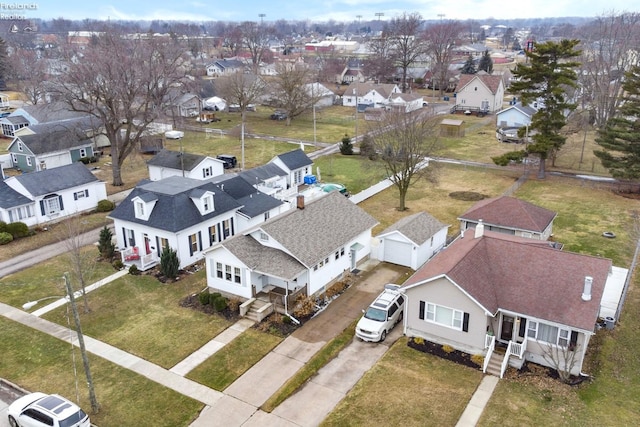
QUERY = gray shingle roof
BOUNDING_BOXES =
[0,181,33,209]
[239,163,287,185]
[221,234,305,281]
[210,175,284,218]
[109,176,242,233]
[404,231,611,331]
[274,149,313,170]
[260,191,378,267]
[15,102,91,124]
[13,163,100,196]
[4,115,29,125]
[14,129,94,155]
[377,212,449,245]
[146,150,208,172]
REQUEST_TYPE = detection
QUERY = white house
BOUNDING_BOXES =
[388,92,425,113]
[375,212,449,270]
[496,103,537,129]
[108,175,286,271]
[454,72,505,114]
[0,162,107,227]
[305,82,337,109]
[147,150,225,181]
[342,82,402,109]
[204,191,378,316]
[268,149,313,189]
[205,59,246,77]
[402,226,625,378]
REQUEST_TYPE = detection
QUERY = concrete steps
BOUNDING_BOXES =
[244,299,272,322]
[485,352,504,377]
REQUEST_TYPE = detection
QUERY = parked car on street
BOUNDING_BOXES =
[7,392,90,427]
[216,154,237,169]
[356,284,405,342]
[270,111,287,120]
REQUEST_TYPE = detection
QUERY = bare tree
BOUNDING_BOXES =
[423,20,465,96]
[368,110,441,211]
[216,72,265,169]
[577,12,640,128]
[539,340,582,383]
[238,21,274,73]
[364,29,399,84]
[9,48,48,105]
[268,63,320,126]
[388,12,425,92]
[53,29,191,186]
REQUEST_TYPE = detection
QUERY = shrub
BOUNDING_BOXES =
[6,222,29,238]
[212,295,228,312]
[442,344,455,354]
[293,295,316,318]
[128,264,140,275]
[471,354,485,367]
[96,199,115,212]
[198,292,210,306]
[227,298,241,313]
[413,336,425,345]
[79,157,91,164]
[98,226,115,260]
[0,231,13,245]
[359,134,378,160]
[112,259,124,270]
[160,246,180,279]
[0,221,7,233]
[339,134,353,155]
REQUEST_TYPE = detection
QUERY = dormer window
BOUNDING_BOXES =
[132,193,157,221]
[203,195,213,213]
[135,201,145,217]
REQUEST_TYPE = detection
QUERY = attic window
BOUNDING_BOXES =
[17,141,23,151]
[203,195,213,213]
[260,232,269,241]
[474,86,478,91]
[135,201,145,218]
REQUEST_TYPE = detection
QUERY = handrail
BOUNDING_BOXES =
[483,334,495,373]
[509,339,527,358]
[501,341,512,378]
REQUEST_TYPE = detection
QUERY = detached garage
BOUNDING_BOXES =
[376,212,449,270]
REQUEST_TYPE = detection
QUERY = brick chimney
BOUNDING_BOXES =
[296,194,305,210]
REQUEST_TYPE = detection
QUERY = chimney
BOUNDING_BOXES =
[474,220,484,239]
[582,276,593,301]
[296,194,305,210]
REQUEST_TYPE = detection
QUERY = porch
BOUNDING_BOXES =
[239,285,307,322]
[120,246,159,271]
[483,334,527,378]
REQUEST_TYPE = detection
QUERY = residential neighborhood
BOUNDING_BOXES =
[0,6,639,427]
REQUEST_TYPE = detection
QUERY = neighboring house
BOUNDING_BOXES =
[238,163,292,200]
[147,150,225,181]
[8,129,96,172]
[168,93,200,118]
[496,103,537,129]
[388,92,425,113]
[14,118,109,150]
[305,82,337,108]
[0,162,107,227]
[339,60,365,84]
[401,224,624,378]
[454,72,505,114]
[0,102,91,137]
[458,196,557,241]
[109,175,287,271]
[342,82,402,109]
[375,212,449,270]
[204,191,378,313]
[205,59,246,77]
[268,149,313,189]
[0,115,29,137]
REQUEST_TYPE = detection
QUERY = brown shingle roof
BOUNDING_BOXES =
[404,231,611,331]
[457,73,504,95]
[458,196,557,234]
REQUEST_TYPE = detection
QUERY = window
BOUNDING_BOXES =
[74,190,88,200]
[335,250,340,260]
[157,237,168,256]
[17,141,23,151]
[222,219,231,238]
[294,170,302,184]
[260,232,269,241]
[189,233,199,254]
[203,195,213,213]
[26,157,32,167]
[423,302,463,330]
[225,265,232,281]
[79,147,87,158]
[203,166,213,178]
[8,205,34,222]
[11,153,17,164]
[216,262,223,278]
[135,201,145,217]
[340,247,345,257]
[264,211,270,221]
[44,196,61,215]
[527,320,571,347]
[234,267,241,283]
[208,225,217,245]
[125,228,135,247]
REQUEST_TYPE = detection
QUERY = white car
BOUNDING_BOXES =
[356,284,405,342]
[7,392,90,427]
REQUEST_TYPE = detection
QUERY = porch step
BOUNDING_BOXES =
[485,352,504,377]
[244,299,271,322]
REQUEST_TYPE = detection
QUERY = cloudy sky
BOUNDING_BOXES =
[15,1,633,23]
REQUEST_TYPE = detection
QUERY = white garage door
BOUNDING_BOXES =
[383,239,412,267]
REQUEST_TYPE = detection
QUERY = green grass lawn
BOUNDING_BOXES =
[186,328,282,391]
[0,318,203,427]
[311,154,390,195]
[322,338,484,427]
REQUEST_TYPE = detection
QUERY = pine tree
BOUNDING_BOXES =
[493,39,581,178]
[97,226,115,260]
[460,54,476,74]
[0,37,8,81]
[594,65,640,179]
[340,134,354,155]
[478,50,493,74]
[160,246,180,279]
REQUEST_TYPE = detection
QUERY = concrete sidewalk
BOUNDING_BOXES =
[456,375,500,427]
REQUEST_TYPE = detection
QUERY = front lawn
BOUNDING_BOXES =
[322,338,483,426]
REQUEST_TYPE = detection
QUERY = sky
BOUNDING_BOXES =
[12,1,634,24]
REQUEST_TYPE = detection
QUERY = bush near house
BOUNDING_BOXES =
[5,222,30,238]
[0,231,13,245]
[96,199,115,212]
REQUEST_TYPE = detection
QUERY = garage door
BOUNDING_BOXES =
[383,239,411,267]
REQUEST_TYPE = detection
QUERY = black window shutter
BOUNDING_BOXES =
[85,189,89,197]
[131,233,136,247]
[217,223,221,242]
[40,200,45,216]
[209,227,213,245]
[156,236,160,257]
[230,218,235,236]
[570,331,578,347]
[198,231,202,251]
[419,301,425,320]
[74,193,78,201]
[518,317,527,338]
[122,228,127,248]
[462,312,470,332]
[58,195,64,211]
[189,236,194,256]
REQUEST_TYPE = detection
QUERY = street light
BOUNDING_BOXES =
[23,295,67,310]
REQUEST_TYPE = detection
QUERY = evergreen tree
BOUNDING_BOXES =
[340,134,354,155]
[460,54,476,74]
[160,246,180,279]
[594,65,640,179]
[0,37,8,81]
[97,226,115,260]
[492,39,581,178]
[478,50,493,74]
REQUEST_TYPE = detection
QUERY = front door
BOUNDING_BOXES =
[500,315,514,341]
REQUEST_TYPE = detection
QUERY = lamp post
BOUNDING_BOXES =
[353,87,358,144]
[23,296,66,310]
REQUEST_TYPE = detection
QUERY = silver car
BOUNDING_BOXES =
[7,392,90,427]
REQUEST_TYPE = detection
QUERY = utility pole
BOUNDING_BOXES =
[64,273,99,414]
[259,14,265,25]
